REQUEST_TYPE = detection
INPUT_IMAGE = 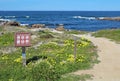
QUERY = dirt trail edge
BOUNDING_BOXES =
[73,34,120,81]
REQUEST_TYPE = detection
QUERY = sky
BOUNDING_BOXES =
[0,0,120,11]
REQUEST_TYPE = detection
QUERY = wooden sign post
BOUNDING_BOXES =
[15,32,31,66]
[74,37,77,60]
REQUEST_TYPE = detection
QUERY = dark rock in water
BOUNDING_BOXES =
[55,24,65,31]
[110,27,118,29]
[97,17,120,21]
[4,21,20,26]
[32,24,45,28]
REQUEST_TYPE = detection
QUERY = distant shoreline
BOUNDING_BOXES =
[1,11,120,31]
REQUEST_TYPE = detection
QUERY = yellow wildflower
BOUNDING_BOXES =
[67,58,74,62]
[14,56,22,63]
[68,55,74,58]
[67,54,75,62]
[76,55,86,62]
[78,59,84,62]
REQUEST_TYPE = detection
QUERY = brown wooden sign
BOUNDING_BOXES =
[15,32,31,47]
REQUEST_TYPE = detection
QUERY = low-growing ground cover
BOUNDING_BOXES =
[0,36,98,81]
[0,32,14,48]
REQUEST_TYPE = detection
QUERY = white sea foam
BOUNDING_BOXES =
[73,16,96,20]
[0,19,10,22]
[98,17,105,19]
[5,16,16,18]
[20,24,29,26]
[26,16,30,18]
[73,16,82,18]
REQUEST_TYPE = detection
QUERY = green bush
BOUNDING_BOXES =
[31,60,60,81]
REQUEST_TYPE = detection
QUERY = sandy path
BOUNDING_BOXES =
[73,34,120,81]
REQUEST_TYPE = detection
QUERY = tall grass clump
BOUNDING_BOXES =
[92,29,120,43]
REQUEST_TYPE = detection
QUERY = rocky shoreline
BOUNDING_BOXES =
[1,16,120,32]
[0,20,65,31]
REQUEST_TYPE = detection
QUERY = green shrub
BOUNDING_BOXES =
[31,60,60,81]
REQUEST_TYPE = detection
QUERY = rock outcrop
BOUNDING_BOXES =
[4,21,20,26]
[97,17,120,21]
[32,24,45,28]
[55,24,65,31]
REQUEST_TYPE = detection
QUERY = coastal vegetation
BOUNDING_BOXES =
[0,26,4,31]
[58,74,92,81]
[0,26,98,81]
[0,32,14,48]
[92,29,120,43]
[65,30,88,34]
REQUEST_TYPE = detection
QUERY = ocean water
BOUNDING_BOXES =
[0,11,120,31]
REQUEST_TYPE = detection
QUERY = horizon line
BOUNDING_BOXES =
[0,10,120,12]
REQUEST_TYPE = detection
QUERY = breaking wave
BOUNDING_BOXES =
[26,16,30,18]
[0,16,30,18]
[0,19,10,22]
[4,16,16,18]
[98,17,105,19]
[73,16,96,20]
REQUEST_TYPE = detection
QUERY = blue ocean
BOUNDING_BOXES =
[0,11,120,31]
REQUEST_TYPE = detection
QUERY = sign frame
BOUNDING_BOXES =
[15,32,31,47]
